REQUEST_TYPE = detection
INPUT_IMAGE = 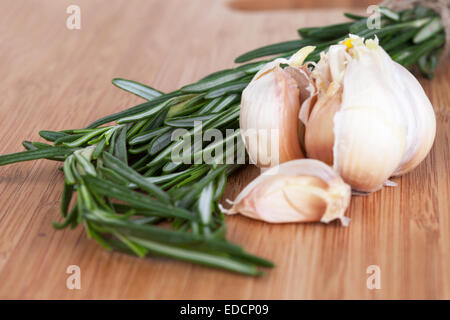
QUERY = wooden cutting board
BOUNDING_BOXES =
[0,0,449,299]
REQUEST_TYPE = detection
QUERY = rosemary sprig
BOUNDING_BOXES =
[0,5,445,275]
[234,5,444,78]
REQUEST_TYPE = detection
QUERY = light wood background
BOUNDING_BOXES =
[0,0,449,299]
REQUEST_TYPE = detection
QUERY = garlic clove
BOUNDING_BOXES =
[332,40,408,192]
[304,87,342,165]
[391,61,436,176]
[333,105,407,192]
[225,159,351,225]
[240,60,310,168]
[285,65,317,153]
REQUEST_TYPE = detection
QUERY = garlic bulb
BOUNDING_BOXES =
[239,46,316,168]
[225,159,351,225]
[231,35,436,226]
[301,35,436,192]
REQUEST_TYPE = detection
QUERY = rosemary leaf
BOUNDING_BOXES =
[129,127,170,146]
[98,165,130,185]
[413,17,443,43]
[22,141,66,161]
[83,175,196,221]
[204,80,249,99]
[86,222,114,251]
[117,99,171,124]
[39,130,69,142]
[114,126,128,164]
[165,114,216,128]
[86,91,181,128]
[177,165,227,208]
[113,231,148,257]
[61,183,74,217]
[298,22,352,40]
[234,39,316,63]
[54,133,85,145]
[383,28,417,51]
[181,70,247,93]
[73,152,97,176]
[92,138,107,159]
[162,161,183,174]
[102,152,170,203]
[63,155,76,185]
[63,127,112,148]
[197,181,214,225]
[53,204,78,230]
[129,236,261,276]
[379,6,400,21]
[344,12,366,20]
[148,129,175,156]
[0,147,73,166]
[210,94,240,113]
[85,213,273,268]
[112,78,164,101]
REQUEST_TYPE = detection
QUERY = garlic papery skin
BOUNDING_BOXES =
[391,62,436,176]
[240,47,316,168]
[301,35,436,192]
[224,159,351,225]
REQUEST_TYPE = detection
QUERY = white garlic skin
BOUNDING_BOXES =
[301,36,436,192]
[225,159,351,225]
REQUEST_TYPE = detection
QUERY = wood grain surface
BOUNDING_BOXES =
[0,0,449,299]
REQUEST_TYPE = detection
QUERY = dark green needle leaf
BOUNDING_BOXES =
[114,126,128,164]
[102,152,170,203]
[112,78,164,101]
[129,127,170,146]
[234,39,316,63]
[413,17,443,43]
[0,147,74,166]
[84,175,195,221]
[181,70,247,93]
[39,130,69,142]
[86,91,181,128]
[204,80,250,99]
[344,12,366,20]
[129,237,261,276]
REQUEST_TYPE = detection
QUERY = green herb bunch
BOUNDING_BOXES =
[0,5,445,276]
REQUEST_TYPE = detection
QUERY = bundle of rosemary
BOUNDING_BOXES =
[0,5,446,276]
